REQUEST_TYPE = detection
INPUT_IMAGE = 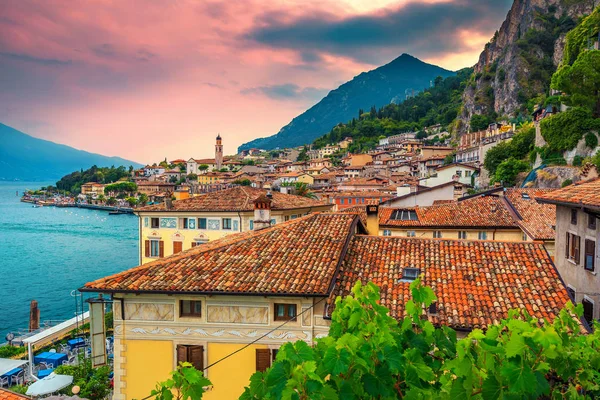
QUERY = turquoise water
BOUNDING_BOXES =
[0,182,138,339]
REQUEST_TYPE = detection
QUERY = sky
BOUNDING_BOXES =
[0,0,513,163]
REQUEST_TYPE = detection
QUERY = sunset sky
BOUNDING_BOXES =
[0,0,512,163]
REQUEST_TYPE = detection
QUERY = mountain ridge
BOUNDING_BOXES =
[239,54,454,151]
[0,123,143,181]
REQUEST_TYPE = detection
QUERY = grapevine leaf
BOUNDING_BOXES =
[505,332,527,358]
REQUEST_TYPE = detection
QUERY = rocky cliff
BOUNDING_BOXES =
[458,0,594,133]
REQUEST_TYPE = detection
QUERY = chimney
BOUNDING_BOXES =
[29,300,40,332]
[365,202,379,235]
[253,194,272,231]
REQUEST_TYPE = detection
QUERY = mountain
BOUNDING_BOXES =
[458,0,594,132]
[0,123,143,181]
[239,54,454,152]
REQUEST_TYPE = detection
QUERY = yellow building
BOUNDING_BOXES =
[378,189,557,257]
[135,186,332,264]
[82,212,571,400]
[198,172,222,185]
[81,182,105,196]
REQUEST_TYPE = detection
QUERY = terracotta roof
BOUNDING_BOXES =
[0,389,30,400]
[505,188,556,240]
[333,191,395,198]
[538,178,600,209]
[83,214,359,296]
[328,236,571,329]
[339,205,368,225]
[380,196,519,228]
[136,186,330,212]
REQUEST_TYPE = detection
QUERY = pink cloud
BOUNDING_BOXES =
[0,0,511,163]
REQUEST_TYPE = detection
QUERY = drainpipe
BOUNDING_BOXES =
[237,211,243,232]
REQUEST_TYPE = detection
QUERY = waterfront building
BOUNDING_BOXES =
[83,212,574,400]
[80,182,105,196]
[136,182,176,195]
[539,179,600,325]
[134,186,331,264]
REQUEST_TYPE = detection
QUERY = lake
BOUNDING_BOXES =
[0,181,138,339]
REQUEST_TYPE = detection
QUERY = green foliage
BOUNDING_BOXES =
[562,178,574,187]
[151,362,211,400]
[106,197,117,206]
[537,146,568,165]
[297,146,309,162]
[9,385,28,395]
[493,157,530,186]
[585,132,599,148]
[126,197,138,207]
[470,114,492,131]
[573,155,584,166]
[484,127,535,176]
[562,5,600,65]
[187,173,198,181]
[312,68,473,152]
[55,359,112,400]
[56,165,130,193]
[104,181,137,194]
[233,179,252,186]
[541,108,600,151]
[415,131,427,139]
[0,344,27,358]
[138,193,149,206]
[591,151,600,170]
[552,50,600,115]
[198,164,209,171]
[105,311,114,330]
[242,280,600,399]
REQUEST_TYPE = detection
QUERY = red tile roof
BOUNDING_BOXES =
[136,186,331,212]
[83,213,573,330]
[0,389,30,400]
[537,178,600,209]
[329,236,570,329]
[505,188,556,240]
[380,196,519,228]
[83,214,359,296]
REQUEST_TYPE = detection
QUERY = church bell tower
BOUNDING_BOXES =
[215,134,223,170]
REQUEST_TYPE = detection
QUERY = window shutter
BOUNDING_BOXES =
[159,240,165,258]
[173,241,183,254]
[565,233,570,259]
[256,349,271,372]
[271,349,278,364]
[145,240,150,257]
[188,346,204,371]
[585,239,595,271]
[191,242,198,248]
[575,236,581,264]
[177,345,188,365]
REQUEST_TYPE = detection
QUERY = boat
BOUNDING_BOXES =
[108,209,128,215]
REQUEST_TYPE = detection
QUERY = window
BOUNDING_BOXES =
[284,215,290,222]
[521,193,530,200]
[145,239,163,258]
[585,239,595,272]
[256,349,278,372]
[383,229,392,237]
[249,220,254,230]
[291,214,298,220]
[173,241,183,254]
[455,170,462,177]
[198,218,207,230]
[274,304,297,321]
[406,231,416,237]
[177,345,204,371]
[478,231,488,240]
[179,218,189,229]
[401,268,420,281]
[391,210,418,221]
[589,214,597,230]
[222,218,232,230]
[458,231,467,239]
[340,198,345,205]
[151,218,160,228]
[465,171,471,177]
[582,298,594,326]
[522,233,529,241]
[191,239,208,247]
[566,232,581,264]
[571,209,578,225]
[180,300,202,317]
[428,302,437,314]
[433,231,442,239]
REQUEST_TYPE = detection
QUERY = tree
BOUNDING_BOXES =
[552,50,600,116]
[297,146,309,162]
[198,164,209,172]
[493,157,529,186]
[293,182,316,199]
[97,194,106,203]
[470,114,492,131]
[126,197,138,207]
[106,197,117,206]
[138,193,149,206]
[241,279,600,399]
[233,179,252,186]
[187,173,198,181]
[415,131,428,140]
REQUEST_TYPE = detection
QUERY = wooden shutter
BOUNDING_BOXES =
[256,349,271,372]
[271,349,278,363]
[177,345,188,364]
[159,240,165,258]
[145,240,150,257]
[191,242,198,248]
[574,235,581,264]
[188,346,204,371]
[565,233,570,259]
[173,241,183,254]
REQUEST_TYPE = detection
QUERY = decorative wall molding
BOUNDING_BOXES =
[160,218,177,228]
[207,219,220,230]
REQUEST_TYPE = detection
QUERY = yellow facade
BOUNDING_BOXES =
[379,227,524,242]
[137,207,330,264]
[109,293,331,400]
[198,174,221,185]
